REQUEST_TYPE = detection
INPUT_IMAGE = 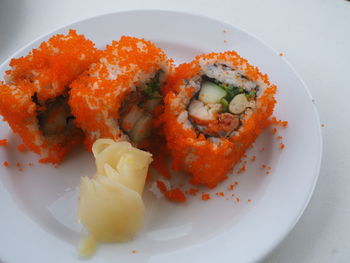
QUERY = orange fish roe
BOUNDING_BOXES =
[321,124,325,127]
[0,30,100,164]
[159,51,277,188]
[277,136,283,140]
[272,127,277,134]
[17,144,26,152]
[279,53,284,57]
[16,162,21,167]
[237,164,246,174]
[247,199,252,203]
[215,192,225,197]
[229,184,236,190]
[156,180,186,203]
[271,117,288,128]
[150,136,171,179]
[279,143,285,150]
[69,36,172,150]
[0,139,8,146]
[201,193,211,201]
[187,188,199,196]
[235,197,240,203]
[3,161,9,167]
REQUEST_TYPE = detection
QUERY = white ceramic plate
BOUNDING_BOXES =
[0,10,322,263]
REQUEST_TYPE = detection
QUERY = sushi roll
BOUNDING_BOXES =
[0,30,100,164]
[160,51,276,188]
[69,36,172,150]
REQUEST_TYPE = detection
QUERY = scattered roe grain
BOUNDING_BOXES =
[201,193,211,201]
[156,180,186,203]
[271,117,288,128]
[0,139,8,146]
[187,188,199,196]
[17,144,26,152]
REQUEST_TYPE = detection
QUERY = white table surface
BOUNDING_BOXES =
[0,0,349,262]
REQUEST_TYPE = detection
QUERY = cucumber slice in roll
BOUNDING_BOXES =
[199,81,227,104]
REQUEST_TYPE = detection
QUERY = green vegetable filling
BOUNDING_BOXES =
[211,80,257,110]
[220,97,229,111]
[143,70,163,100]
[246,89,256,100]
